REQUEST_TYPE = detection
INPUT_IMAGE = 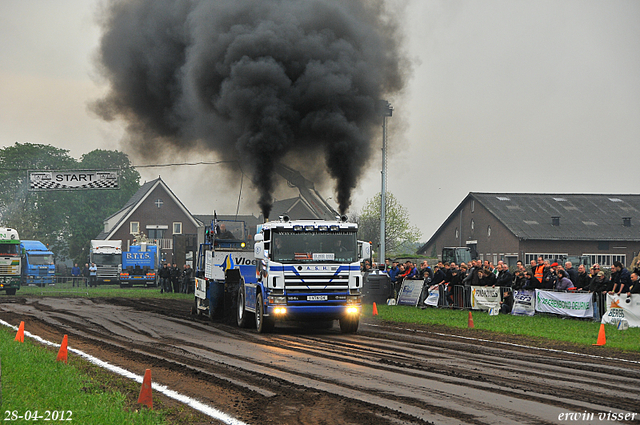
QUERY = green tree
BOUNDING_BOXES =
[0,143,140,265]
[0,143,76,249]
[353,192,422,258]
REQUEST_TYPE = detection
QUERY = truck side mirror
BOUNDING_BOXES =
[254,241,264,259]
[359,242,371,263]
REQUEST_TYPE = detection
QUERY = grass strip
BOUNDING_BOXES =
[0,328,165,424]
[363,303,640,352]
[16,281,191,300]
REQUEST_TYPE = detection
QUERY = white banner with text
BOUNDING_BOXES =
[535,290,593,318]
[511,289,536,316]
[471,286,501,311]
[601,294,640,328]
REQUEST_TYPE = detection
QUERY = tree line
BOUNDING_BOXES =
[0,143,140,265]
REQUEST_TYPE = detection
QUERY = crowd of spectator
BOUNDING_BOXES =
[362,256,640,314]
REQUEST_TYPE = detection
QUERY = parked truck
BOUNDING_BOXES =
[90,240,122,284]
[20,240,56,286]
[119,243,159,287]
[0,228,22,295]
[193,215,369,333]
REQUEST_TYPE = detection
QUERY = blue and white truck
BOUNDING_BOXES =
[119,243,159,287]
[20,240,56,286]
[0,228,22,295]
[193,216,369,333]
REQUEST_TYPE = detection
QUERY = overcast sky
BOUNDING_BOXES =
[1,0,639,241]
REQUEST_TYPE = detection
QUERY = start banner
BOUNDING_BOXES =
[535,290,593,318]
[471,286,500,311]
[511,289,536,316]
[29,170,119,191]
[601,294,640,328]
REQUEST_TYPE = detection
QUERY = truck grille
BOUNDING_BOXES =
[284,273,348,290]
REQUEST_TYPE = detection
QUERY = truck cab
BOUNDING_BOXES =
[240,216,366,333]
[90,240,122,284]
[20,240,56,286]
[442,247,472,265]
[0,228,22,295]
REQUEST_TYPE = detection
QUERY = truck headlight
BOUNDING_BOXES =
[346,306,360,314]
[268,296,287,304]
[346,295,361,305]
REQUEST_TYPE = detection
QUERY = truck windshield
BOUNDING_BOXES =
[271,231,357,263]
[216,221,245,240]
[29,254,54,265]
[92,254,121,265]
[0,244,20,255]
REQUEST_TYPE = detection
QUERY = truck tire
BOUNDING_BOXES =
[339,316,359,333]
[208,297,222,321]
[6,289,16,296]
[236,283,254,328]
[255,292,274,333]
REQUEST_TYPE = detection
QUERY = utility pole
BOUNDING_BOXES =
[378,100,393,265]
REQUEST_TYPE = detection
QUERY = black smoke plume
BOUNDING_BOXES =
[93,0,408,218]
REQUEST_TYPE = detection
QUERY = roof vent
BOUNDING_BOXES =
[623,217,631,227]
[551,216,560,226]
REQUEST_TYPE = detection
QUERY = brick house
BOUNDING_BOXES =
[417,193,640,268]
[96,177,201,264]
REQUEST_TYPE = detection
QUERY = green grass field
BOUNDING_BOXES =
[15,280,192,301]
[0,328,165,424]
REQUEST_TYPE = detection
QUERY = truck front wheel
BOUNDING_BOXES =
[255,292,274,333]
[236,284,254,328]
[339,316,359,333]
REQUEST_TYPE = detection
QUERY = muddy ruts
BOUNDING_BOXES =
[93,0,408,217]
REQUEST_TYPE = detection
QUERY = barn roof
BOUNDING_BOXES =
[472,193,640,241]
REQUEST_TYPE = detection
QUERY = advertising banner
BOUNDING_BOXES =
[535,290,593,318]
[424,286,440,307]
[29,170,119,191]
[511,289,536,316]
[471,286,500,311]
[601,294,640,328]
[397,280,424,306]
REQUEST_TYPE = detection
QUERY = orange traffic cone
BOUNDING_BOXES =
[592,323,606,346]
[138,369,153,409]
[14,321,24,342]
[372,302,378,316]
[56,335,68,363]
[468,311,474,329]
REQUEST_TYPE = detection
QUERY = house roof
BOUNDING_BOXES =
[417,192,640,254]
[96,177,201,240]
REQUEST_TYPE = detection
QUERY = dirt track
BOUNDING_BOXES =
[1,296,639,425]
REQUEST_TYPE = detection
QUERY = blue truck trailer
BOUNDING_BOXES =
[20,240,56,286]
[119,243,159,287]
